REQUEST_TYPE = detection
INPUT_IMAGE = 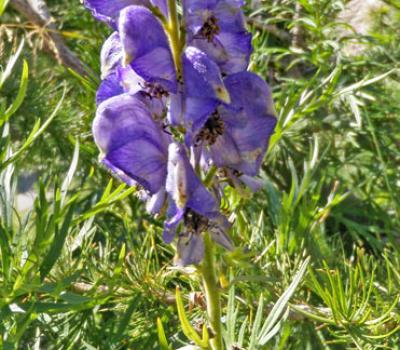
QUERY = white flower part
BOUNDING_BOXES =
[167,143,188,209]
[100,32,123,79]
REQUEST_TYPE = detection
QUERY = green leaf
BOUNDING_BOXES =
[59,292,92,305]
[175,287,207,348]
[0,40,24,89]
[39,202,75,280]
[258,257,310,345]
[157,318,172,350]
[1,60,28,126]
[0,0,9,16]
[111,298,138,344]
[0,85,66,170]
[60,140,79,207]
[0,225,12,283]
[248,294,264,349]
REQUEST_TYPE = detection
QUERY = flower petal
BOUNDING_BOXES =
[100,32,123,79]
[119,6,177,91]
[209,72,276,175]
[102,157,137,186]
[183,47,229,103]
[93,94,169,193]
[225,71,276,117]
[145,187,167,214]
[212,0,246,32]
[175,232,205,266]
[207,127,241,166]
[105,139,166,193]
[183,0,244,32]
[191,31,252,74]
[181,47,229,136]
[131,47,177,92]
[168,89,184,126]
[84,0,168,26]
[84,0,149,26]
[166,143,219,218]
[117,66,146,95]
[240,174,265,192]
[96,72,124,105]
[163,202,184,243]
[209,212,233,249]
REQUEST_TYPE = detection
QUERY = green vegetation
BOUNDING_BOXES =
[1,0,400,348]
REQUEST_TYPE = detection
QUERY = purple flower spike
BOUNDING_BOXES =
[93,94,170,194]
[84,0,168,27]
[85,0,276,264]
[196,71,276,176]
[119,6,177,93]
[183,0,252,74]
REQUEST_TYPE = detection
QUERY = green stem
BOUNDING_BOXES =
[204,165,218,187]
[167,0,182,78]
[200,232,223,350]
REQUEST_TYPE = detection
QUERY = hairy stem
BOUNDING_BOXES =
[167,0,182,78]
[200,232,223,350]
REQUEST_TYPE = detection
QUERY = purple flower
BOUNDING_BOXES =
[119,5,177,93]
[93,93,170,213]
[96,31,169,118]
[96,64,169,121]
[86,0,277,266]
[169,46,230,142]
[183,0,252,74]
[84,0,168,27]
[195,71,276,176]
[163,143,233,265]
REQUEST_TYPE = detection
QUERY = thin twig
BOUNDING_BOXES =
[247,18,290,41]
[9,0,91,76]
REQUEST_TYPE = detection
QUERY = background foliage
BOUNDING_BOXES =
[1,0,400,349]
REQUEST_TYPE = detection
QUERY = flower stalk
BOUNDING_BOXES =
[200,232,223,350]
[167,0,182,78]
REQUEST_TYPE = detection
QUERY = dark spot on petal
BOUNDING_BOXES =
[141,81,169,99]
[199,15,220,42]
[195,110,225,146]
[184,208,208,233]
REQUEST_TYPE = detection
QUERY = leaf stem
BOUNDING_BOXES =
[200,232,223,350]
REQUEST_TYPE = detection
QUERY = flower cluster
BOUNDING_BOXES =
[85,0,277,266]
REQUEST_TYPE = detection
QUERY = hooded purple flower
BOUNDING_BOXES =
[119,5,177,93]
[195,71,276,177]
[163,143,233,265]
[84,0,168,27]
[169,46,230,141]
[96,31,169,118]
[183,0,252,74]
[93,93,170,213]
